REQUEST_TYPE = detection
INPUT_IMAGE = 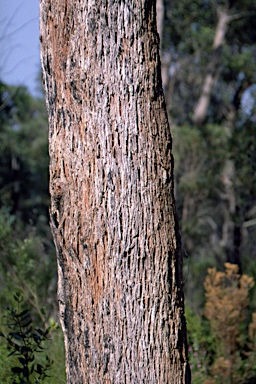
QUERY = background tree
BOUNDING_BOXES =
[160,0,256,309]
[40,0,190,382]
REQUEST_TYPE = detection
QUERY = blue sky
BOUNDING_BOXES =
[0,1,254,113]
[0,0,40,95]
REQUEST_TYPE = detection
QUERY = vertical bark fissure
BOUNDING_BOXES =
[40,0,189,382]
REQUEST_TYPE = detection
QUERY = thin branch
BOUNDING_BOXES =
[229,11,256,21]
[1,55,35,76]
[0,17,38,42]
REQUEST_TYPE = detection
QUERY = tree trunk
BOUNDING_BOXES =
[193,7,230,125]
[156,0,165,50]
[40,1,190,382]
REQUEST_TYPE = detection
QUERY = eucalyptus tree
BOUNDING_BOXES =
[40,0,190,383]
[161,0,256,281]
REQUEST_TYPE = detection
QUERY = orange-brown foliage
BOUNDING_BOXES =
[203,263,256,384]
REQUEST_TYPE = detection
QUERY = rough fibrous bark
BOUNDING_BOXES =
[40,0,190,382]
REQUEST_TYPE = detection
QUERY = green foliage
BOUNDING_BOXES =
[0,207,57,323]
[0,84,60,381]
[186,307,214,384]
[0,82,55,317]
[0,316,66,384]
[172,119,256,309]
[163,0,256,123]
[0,326,66,384]
[0,292,54,383]
[0,82,49,229]
[42,327,66,384]
[0,342,17,383]
[0,81,66,382]
[172,125,226,308]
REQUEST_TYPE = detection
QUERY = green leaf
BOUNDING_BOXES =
[10,332,23,340]
[25,326,33,334]
[45,326,53,334]
[35,363,43,374]
[18,357,27,365]
[13,292,22,302]
[29,355,35,362]
[11,366,23,373]
[36,328,44,336]
[17,309,29,318]
[13,342,22,351]
[20,316,32,328]
[20,345,32,354]
[33,333,41,342]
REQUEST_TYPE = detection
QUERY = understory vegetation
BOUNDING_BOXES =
[187,263,256,383]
